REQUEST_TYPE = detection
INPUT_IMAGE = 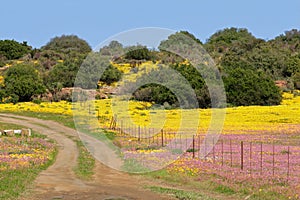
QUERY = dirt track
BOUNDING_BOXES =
[0,114,174,200]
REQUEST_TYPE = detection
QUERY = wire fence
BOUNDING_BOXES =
[96,115,300,185]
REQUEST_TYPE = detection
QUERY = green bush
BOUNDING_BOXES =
[42,35,91,54]
[0,40,31,60]
[4,64,46,102]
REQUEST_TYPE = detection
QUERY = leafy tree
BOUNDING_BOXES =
[125,46,151,60]
[99,40,124,57]
[0,40,31,60]
[283,55,300,77]
[133,84,178,107]
[4,64,45,102]
[44,56,82,88]
[42,35,92,54]
[132,64,210,108]
[223,67,282,106]
[75,52,113,89]
[292,72,300,89]
[99,64,122,85]
[273,29,300,52]
[206,27,258,49]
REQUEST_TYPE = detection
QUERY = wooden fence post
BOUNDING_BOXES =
[221,139,224,166]
[192,135,195,158]
[213,138,215,163]
[260,142,263,175]
[161,129,164,147]
[230,139,232,167]
[241,141,244,170]
[198,135,201,158]
[204,138,207,158]
[250,142,252,175]
[272,141,275,177]
[157,129,159,145]
[120,120,123,135]
[287,146,290,182]
[109,116,114,129]
[185,135,188,151]
[138,126,141,142]
[152,129,154,144]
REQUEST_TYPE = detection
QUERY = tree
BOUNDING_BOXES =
[44,56,82,88]
[205,28,262,65]
[223,67,282,106]
[125,46,151,60]
[205,28,258,48]
[0,40,31,60]
[292,72,300,89]
[42,35,92,54]
[99,40,124,57]
[133,84,179,107]
[273,29,300,52]
[132,64,209,108]
[4,64,46,102]
[99,64,122,85]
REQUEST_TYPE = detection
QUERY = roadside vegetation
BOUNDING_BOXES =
[0,123,57,200]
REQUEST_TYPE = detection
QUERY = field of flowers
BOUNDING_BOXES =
[0,125,57,199]
[1,92,300,134]
[0,132,56,171]
[0,92,300,198]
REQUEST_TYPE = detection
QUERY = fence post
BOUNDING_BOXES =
[204,138,207,159]
[221,139,224,166]
[157,129,159,145]
[198,135,201,158]
[114,115,117,130]
[161,129,164,147]
[185,135,188,150]
[241,141,244,170]
[213,138,215,163]
[287,146,290,182]
[148,128,151,146]
[250,142,252,175]
[272,141,275,177]
[109,116,114,129]
[260,142,263,175]
[120,120,123,135]
[138,126,141,142]
[152,128,155,144]
[192,135,195,158]
[230,139,233,167]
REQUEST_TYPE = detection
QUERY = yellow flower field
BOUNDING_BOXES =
[0,93,299,135]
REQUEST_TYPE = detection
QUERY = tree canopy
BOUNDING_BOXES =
[4,64,45,102]
[42,35,92,54]
[0,40,31,60]
[1,28,299,106]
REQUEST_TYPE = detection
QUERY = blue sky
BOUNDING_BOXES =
[1,0,300,48]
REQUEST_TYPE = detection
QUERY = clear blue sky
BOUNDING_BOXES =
[1,0,300,49]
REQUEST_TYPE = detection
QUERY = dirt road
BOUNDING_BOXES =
[0,114,174,200]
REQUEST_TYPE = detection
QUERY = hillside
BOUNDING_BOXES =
[0,28,300,107]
